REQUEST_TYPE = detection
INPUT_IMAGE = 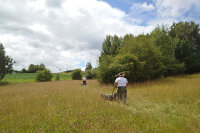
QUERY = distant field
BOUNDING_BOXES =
[2,73,71,82]
[0,74,200,132]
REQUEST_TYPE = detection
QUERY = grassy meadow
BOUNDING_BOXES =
[2,73,71,83]
[0,74,200,132]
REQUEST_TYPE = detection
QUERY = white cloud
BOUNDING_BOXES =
[130,2,155,13]
[145,0,200,29]
[141,3,155,11]
[0,0,154,72]
[154,0,200,18]
[1,0,198,73]
[27,0,46,10]
[29,24,52,36]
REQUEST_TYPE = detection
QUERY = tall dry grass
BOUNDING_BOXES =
[0,74,200,132]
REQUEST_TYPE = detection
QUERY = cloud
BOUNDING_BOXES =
[46,0,65,8]
[1,0,199,73]
[130,2,155,13]
[129,0,200,26]
[154,0,200,18]
[128,2,156,25]
[0,0,153,72]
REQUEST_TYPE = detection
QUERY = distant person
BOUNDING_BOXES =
[114,72,128,104]
[82,76,87,85]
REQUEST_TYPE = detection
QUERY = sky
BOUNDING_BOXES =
[0,0,200,72]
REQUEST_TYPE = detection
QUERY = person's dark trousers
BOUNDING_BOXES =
[116,86,127,104]
[83,81,86,85]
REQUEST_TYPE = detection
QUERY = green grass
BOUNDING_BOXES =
[0,74,200,132]
[1,73,71,83]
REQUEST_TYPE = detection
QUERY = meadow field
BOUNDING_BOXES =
[1,73,71,83]
[0,74,200,132]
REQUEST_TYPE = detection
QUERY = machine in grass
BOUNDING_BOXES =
[101,87,117,101]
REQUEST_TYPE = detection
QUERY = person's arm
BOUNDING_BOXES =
[114,78,118,87]
[114,82,118,87]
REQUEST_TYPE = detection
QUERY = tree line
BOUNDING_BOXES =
[71,62,98,80]
[21,64,46,73]
[1,21,200,83]
[98,21,200,83]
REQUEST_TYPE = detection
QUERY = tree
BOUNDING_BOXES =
[21,68,28,73]
[0,43,15,80]
[98,34,164,83]
[39,63,45,71]
[102,35,112,55]
[120,34,165,80]
[85,62,92,71]
[85,70,93,79]
[28,63,46,73]
[110,35,121,55]
[98,21,200,83]
[169,21,200,73]
[71,69,82,80]
[150,25,185,76]
[36,69,53,82]
[101,35,121,56]
[28,64,35,73]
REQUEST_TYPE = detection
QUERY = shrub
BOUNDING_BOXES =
[36,69,53,82]
[71,69,82,80]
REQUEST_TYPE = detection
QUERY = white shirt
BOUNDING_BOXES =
[115,77,128,87]
[83,77,86,81]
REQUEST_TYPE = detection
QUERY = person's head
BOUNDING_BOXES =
[118,72,124,77]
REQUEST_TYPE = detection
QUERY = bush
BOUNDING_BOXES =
[36,69,53,82]
[71,69,82,80]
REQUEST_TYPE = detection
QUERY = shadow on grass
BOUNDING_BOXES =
[0,81,9,86]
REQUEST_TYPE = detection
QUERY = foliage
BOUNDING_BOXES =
[0,43,15,80]
[101,35,122,56]
[169,21,200,73]
[85,62,98,79]
[85,70,93,79]
[28,63,46,73]
[99,34,164,83]
[98,21,200,83]
[36,69,53,82]
[71,69,82,80]
[91,68,98,78]
[98,55,113,83]
[20,68,28,73]
[85,62,92,71]
[150,25,185,76]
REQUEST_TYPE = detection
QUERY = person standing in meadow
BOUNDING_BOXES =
[82,76,87,85]
[114,72,128,104]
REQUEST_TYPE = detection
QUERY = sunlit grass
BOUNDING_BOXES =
[0,74,200,132]
[2,73,71,83]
